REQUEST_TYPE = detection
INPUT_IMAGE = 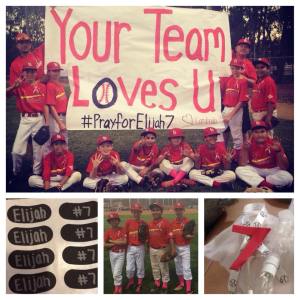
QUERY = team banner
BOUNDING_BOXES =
[45,7,232,130]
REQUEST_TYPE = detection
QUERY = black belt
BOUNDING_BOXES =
[58,113,66,116]
[21,112,42,117]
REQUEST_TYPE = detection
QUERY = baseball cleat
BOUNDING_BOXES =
[161,179,175,188]
[135,284,142,293]
[174,284,184,292]
[180,178,196,186]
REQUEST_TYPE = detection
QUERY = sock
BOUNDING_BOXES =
[137,278,143,285]
[173,170,186,183]
[185,280,192,292]
[258,180,274,190]
[128,277,134,284]
[117,285,122,293]
[162,281,168,289]
[155,279,160,287]
[213,181,221,188]
[169,169,178,178]
[178,275,184,286]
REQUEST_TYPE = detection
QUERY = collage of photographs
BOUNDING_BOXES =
[3,2,296,299]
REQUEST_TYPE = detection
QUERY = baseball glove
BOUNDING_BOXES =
[183,220,196,238]
[138,223,149,243]
[160,250,176,262]
[33,125,50,145]
[245,187,273,193]
[201,169,224,178]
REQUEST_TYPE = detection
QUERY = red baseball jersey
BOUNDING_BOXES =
[232,52,257,81]
[125,219,147,246]
[86,150,120,176]
[13,81,46,113]
[220,76,249,107]
[104,227,127,252]
[9,43,44,85]
[170,217,191,246]
[42,150,74,181]
[249,138,287,169]
[129,141,159,167]
[46,81,68,114]
[160,141,193,164]
[251,76,277,112]
[195,143,227,169]
[148,218,171,249]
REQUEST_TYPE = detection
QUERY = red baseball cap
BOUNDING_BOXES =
[141,128,156,137]
[251,120,267,130]
[203,127,220,137]
[16,33,31,42]
[236,38,251,47]
[131,202,143,212]
[174,201,185,210]
[168,128,184,138]
[97,135,112,146]
[253,58,271,68]
[22,62,37,71]
[107,212,120,222]
[149,202,163,211]
[47,62,63,71]
[51,133,66,144]
[230,58,244,68]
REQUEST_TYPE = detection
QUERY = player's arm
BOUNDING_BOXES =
[109,237,127,246]
[43,103,50,126]
[272,139,289,170]
[49,105,66,131]
[6,77,23,95]
[239,133,251,166]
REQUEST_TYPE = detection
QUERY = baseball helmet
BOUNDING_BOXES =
[97,135,112,146]
[203,127,220,138]
[253,58,271,68]
[47,62,63,71]
[22,62,37,71]
[131,202,143,212]
[236,38,251,47]
[107,212,120,222]
[168,128,184,138]
[251,120,268,130]
[149,202,163,211]
[141,128,156,137]
[230,58,244,68]
[174,201,185,210]
[51,133,66,144]
[16,33,31,42]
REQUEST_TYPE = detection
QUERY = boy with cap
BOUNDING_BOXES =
[28,134,82,191]
[236,120,293,191]
[124,202,147,293]
[170,201,194,294]
[158,128,195,188]
[104,212,127,294]
[148,202,175,293]
[7,62,49,180]
[83,135,128,192]
[120,128,163,189]
[189,127,236,188]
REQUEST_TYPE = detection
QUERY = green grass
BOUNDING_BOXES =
[6,94,294,192]
[103,212,198,294]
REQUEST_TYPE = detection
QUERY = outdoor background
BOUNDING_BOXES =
[103,198,198,294]
[6,6,294,192]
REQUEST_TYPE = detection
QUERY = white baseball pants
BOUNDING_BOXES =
[189,169,236,186]
[109,251,125,286]
[174,245,192,280]
[160,157,194,175]
[82,173,128,189]
[126,245,145,279]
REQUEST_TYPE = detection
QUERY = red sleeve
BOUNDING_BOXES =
[265,77,277,105]
[112,151,120,160]
[33,43,45,61]
[46,82,57,105]
[42,154,52,181]
[243,60,257,81]
[152,144,159,161]
[219,76,229,98]
[184,142,193,153]
[9,61,18,86]
[65,151,75,177]
[239,79,249,102]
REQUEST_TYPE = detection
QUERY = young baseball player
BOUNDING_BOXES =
[158,128,195,188]
[251,58,277,128]
[9,33,44,86]
[170,201,194,294]
[148,202,175,293]
[28,134,81,191]
[120,128,163,188]
[236,121,293,191]
[124,202,147,293]
[83,135,129,192]
[6,62,49,180]
[189,127,236,188]
[104,212,127,294]
[218,58,249,159]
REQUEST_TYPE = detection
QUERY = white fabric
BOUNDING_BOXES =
[126,245,145,279]
[109,251,125,286]
[82,173,128,189]
[189,169,236,186]
[174,245,192,280]
[159,157,194,175]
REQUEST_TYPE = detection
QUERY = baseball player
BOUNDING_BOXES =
[158,128,195,188]
[104,212,127,294]
[28,134,81,191]
[9,33,44,86]
[218,58,249,159]
[83,135,128,192]
[120,128,164,188]
[251,58,277,127]
[148,202,175,293]
[236,120,293,191]
[170,201,194,294]
[124,202,146,293]
[189,127,236,188]
[6,62,49,181]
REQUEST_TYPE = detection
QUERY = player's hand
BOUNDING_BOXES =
[110,156,120,166]
[183,147,193,158]
[271,136,282,152]
[92,153,103,169]
[223,114,231,124]
[44,181,50,190]
[13,77,24,88]
[225,147,234,162]
[59,121,67,132]
[242,131,251,149]
[139,166,149,177]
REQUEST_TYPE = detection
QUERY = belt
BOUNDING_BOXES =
[21,112,42,117]
[151,246,167,250]
[111,249,125,253]
[172,161,183,165]
[58,113,66,116]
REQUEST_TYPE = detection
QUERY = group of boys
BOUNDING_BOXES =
[104,201,195,294]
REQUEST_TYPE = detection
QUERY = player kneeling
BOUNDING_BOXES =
[236,121,293,191]
[104,212,127,294]
[28,134,81,191]
[83,135,128,192]
[189,127,236,189]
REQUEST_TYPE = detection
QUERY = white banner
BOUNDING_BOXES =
[45,6,231,130]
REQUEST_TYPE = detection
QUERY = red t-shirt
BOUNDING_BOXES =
[249,137,287,169]
[42,150,74,181]
[104,227,127,252]
[125,219,147,246]
[129,141,159,167]
[170,217,191,246]
[220,76,249,107]
[86,150,120,176]
[195,143,227,169]
[148,218,171,249]
[251,76,277,112]
[13,81,46,113]
[9,43,44,85]
[160,141,193,164]
[241,58,257,81]
[46,81,68,114]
